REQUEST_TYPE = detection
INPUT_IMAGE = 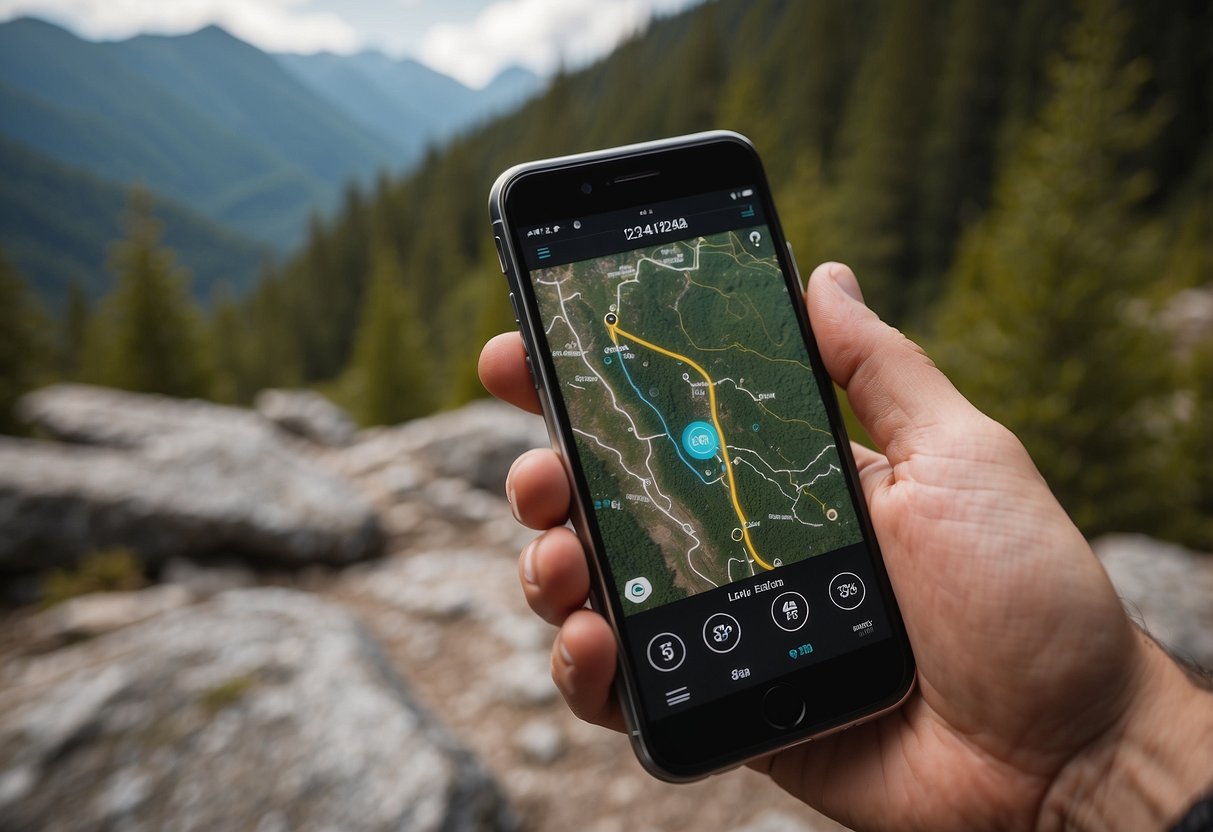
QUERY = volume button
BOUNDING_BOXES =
[493,236,507,273]
[786,242,804,287]
[508,291,521,324]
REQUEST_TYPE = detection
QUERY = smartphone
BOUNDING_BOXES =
[489,132,914,780]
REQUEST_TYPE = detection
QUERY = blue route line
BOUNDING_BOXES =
[612,350,715,485]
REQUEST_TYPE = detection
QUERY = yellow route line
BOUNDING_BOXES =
[607,320,774,572]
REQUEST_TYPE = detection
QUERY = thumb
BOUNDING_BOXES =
[806,262,982,464]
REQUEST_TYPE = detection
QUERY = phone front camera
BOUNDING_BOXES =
[581,182,593,195]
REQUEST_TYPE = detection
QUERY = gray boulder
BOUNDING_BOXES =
[0,589,516,831]
[334,400,548,496]
[17,384,265,449]
[0,430,381,572]
[255,388,358,446]
[1094,534,1213,669]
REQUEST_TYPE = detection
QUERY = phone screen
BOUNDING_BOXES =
[520,186,893,721]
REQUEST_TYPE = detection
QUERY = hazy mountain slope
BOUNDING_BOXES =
[0,138,266,308]
[113,27,406,184]
[275,51,540,154]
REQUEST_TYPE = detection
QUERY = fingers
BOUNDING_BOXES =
[505,449,571,529]
[519,527,590,626]
[479,332,541,414]
[806,262,982,465]
[551,609,626,732]
[850,441,893,504]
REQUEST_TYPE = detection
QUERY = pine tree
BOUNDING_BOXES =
[59,279,90,377]
[0,249,51,434]
[823,0,940,319]
[914,0,1014,310]
[931,0,1171,537]
[81,188,211,398]
[343,243,433,426]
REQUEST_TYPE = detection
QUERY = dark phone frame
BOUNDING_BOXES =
[489,132,915,780]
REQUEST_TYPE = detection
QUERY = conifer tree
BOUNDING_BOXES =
[59,280,90,377]
[81,188,211,398]
[0,249,50,434]
[931,0,1170,537]
[824,0,939,318]
[344,242,433,426]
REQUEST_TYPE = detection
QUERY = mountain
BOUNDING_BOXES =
[274,52,540,152]
[0,16,541,307]
[0,137,266,309]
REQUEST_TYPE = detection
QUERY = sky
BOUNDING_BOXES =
[0,0,703,87]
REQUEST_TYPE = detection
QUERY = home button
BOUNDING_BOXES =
[761,684,806,730]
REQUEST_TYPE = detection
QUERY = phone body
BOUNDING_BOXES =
[489,132,915,781]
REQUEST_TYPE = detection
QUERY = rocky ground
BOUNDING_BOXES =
[1,385,1210,831]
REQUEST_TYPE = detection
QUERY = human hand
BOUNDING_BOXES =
[479,262,1213,832]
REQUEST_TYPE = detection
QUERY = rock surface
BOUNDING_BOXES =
[330,399,548,496]
[0,433,382,572]
[1094,534,1213,669]
[255,388,357,446]
[0,589,516,831]
[18,384,266,449]
[25,584,193,649]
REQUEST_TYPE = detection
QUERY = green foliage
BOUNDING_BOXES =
[0,249,51,433]
[931,0,1173,538]
[341,242,434,426]
[41,547,145,608]
[200,674,258,714]
[80,188,212,398]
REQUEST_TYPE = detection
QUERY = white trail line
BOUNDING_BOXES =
[553,275,716,588]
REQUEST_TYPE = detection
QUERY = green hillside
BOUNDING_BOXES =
[212,0,1210,546]
[0,137,266,308]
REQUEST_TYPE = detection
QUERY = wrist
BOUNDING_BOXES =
[1039,631,1213,832]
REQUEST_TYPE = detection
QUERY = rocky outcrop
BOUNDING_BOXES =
[331,399,548,497]
[2,385,381,573]
[1094,534,1213,669]
[255,388,357,446]
[0,431,381,573]
[0,589,516,831]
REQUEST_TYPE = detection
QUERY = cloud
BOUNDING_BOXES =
[0,0,362,53]
[419,0,696,88]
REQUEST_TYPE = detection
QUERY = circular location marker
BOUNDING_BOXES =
[604,312,618,326]
[681,421,719,460]
[751,423,761,432]
[604,357,613,365]
[826,508,839,522]
[730,528,743,542]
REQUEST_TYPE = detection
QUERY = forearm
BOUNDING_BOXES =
[1039,633,1213,832]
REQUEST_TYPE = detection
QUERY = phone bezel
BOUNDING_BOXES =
[489,131,915,780]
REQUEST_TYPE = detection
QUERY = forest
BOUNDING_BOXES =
[2,0,1210,548]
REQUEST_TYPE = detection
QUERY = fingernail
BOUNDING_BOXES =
[522,539,538,585]
[827,262,864,305]
[558,636,574,667]
[508,485,521,522]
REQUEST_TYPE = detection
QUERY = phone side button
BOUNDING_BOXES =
[493,236,508,273]
[508,291,521,324]
[524,353,539,391]
[761,684,806,730]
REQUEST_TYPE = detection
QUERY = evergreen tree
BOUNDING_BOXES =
[81,188,211,398]
[914,0,1014,310]
[0,249,51,434]
[824,0,940,319]
[343,242,433,426]
[931,0,1171,537]
[59,279,90,377]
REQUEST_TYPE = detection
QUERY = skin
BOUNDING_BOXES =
[481,262,1213,831]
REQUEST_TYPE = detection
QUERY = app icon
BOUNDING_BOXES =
[647,632,687,672]
[625,577,652,603]
[770,591,809,632]
[702,612,742,653]
[828,572,866,610]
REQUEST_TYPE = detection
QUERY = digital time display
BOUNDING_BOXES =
[624,217,690,241]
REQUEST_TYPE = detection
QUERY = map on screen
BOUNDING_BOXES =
[530,227,862,613]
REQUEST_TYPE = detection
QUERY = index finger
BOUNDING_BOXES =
[479,331,542,415]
